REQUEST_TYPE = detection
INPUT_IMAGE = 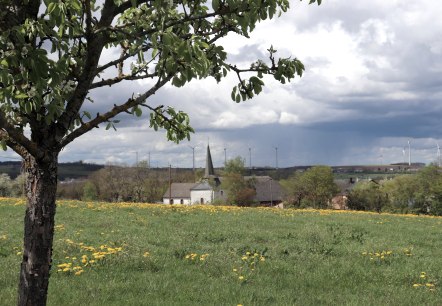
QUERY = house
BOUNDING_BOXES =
[162,182,195,204]
[163,145,283,205]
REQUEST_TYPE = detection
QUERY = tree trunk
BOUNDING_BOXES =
[17,153,58,306]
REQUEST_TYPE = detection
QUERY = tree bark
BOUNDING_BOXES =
[17,152,58,306]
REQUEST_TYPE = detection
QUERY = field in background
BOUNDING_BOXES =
[1,198,441,305]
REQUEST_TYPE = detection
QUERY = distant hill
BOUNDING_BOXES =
[0,161,426,182]
[0,161,104,181]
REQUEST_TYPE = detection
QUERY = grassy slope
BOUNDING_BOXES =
[1,198,441,305]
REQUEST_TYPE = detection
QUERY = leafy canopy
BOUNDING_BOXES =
[0,0,321,159]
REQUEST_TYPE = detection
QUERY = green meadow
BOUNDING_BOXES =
[1,198,441,305]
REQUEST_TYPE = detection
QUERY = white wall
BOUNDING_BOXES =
[190,190,213,205]
[162,198,191,205]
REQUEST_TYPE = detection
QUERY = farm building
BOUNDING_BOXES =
[163,145,283,205]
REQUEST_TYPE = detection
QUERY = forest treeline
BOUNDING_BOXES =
[1,163,441,216]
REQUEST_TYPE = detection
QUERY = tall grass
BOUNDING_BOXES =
[1,198,441,305]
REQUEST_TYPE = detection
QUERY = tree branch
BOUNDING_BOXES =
[0,112,42,159]
[59,74,173,148]
[91,72,158,89]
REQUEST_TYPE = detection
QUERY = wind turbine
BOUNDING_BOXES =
[402,147,406,164]
[437,143,441,167]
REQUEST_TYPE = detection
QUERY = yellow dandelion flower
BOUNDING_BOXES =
[426,283,435,287]
[74,270,83,276]
[233,268,237,272]
[420,275,426,278]
[62,268,70,272]
[241,256,248,261]
[17,252,22,256]
[413,284,421,288]
[238,276,244,280]
[260,256,265,262]
[143,252,150,257]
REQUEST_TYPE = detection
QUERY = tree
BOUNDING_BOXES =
[0,0,322,304]
[347,180,388,212]
[280,172,306,207]
[223,156,246,175]
[82,180,98,201]
[281,166,339,208]
[414,165,442,215]
[221,156,256,206]
[382,175,419,213]
[0,173,12,196]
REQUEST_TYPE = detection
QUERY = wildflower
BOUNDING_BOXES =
[413,284,421,288]
[238,276,244,280]
[74,270,83,276]
[143,252,150,257]
[260,256,265,262]
[426,283,435,287]
[233,268,237,272]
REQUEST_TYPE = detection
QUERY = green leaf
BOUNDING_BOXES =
[231,87,237,101]
[212,0,220,11]
[83,111,91,119]
[0,139,7,151]
[134,107,142,117]
[0,59,8,68]
[15,93,29,99]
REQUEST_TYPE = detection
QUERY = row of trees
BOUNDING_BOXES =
[58,162,199,203]
[348,165,442,215]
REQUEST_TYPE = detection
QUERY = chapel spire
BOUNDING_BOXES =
[205,144,215,178]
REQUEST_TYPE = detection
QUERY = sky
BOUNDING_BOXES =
[2,0,442,168]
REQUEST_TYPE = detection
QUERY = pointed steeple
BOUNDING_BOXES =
[205,145,215,177]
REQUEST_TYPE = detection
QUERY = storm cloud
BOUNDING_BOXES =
[2,0,442,167]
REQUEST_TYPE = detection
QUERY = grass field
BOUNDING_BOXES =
[1,197,441,305]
